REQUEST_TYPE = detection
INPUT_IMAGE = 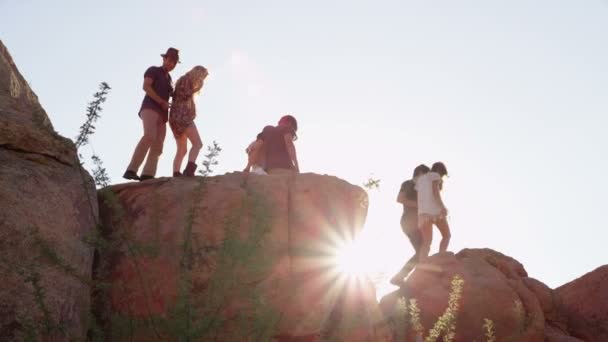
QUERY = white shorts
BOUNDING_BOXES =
[418,213,448,227]
[251,165,267,175]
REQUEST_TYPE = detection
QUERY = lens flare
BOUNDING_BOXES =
[332,239,371,279]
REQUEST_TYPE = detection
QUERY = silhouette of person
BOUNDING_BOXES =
[123,47,179,181]
[416,162,451,266]
[169,65,208,177]
[390,164,430,286]
[260,115,299,174]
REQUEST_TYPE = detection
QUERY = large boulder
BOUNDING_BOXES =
[379,248,603,342]
[0,40,97,340]
[380,249,547,341]
[555,265,608,341]
[522,277,579,342]
[95,173,383,341]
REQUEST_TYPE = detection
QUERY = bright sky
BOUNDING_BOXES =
[2,0,607,298]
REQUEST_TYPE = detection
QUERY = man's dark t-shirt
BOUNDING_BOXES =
[139,66,173,122]
[261,125,293,170]
[400,180,417,221]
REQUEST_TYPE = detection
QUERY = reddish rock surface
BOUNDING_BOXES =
[95,173,383,341]
[556,265,608,342]
[380,249,544,341]
[378,249,604,342]
[378,248,606,342]
[0,40,96,340]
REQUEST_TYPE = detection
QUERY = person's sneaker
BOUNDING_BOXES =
[140,175,154,181]
[123,170,140,181]
[173,171,182,177]
[390,274,405,287]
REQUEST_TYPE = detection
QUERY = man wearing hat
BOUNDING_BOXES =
[123,47,180,181]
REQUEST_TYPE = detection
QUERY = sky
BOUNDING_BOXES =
[2,0,607,298]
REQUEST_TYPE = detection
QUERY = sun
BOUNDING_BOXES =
[332,238,372,279]
[328,219,409,300]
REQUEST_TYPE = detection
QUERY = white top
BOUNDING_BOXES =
[246,140,265,170]
[415,172,443,216]
[246,140,257,154]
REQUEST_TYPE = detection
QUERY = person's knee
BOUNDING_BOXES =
[141,133,155,146]
[192,140,203,151]
[151,142,164,156]
[419,236,432,247]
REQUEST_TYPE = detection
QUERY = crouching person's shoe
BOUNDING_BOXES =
[123,170,140,181]
[183,162,197,177]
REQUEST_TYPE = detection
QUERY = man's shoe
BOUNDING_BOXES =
[173,171,182,177]
[140,175,154,181]
[123,170,140,181]
[389,274,405,287]
[183,162,197,177]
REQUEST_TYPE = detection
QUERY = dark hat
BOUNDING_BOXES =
[161,47,180,63]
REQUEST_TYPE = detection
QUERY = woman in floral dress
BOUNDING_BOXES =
[169,65,208,176]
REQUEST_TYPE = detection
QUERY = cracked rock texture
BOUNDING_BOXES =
[0,39,97,341]
[379,248,605,342]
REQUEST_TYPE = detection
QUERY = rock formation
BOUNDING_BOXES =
[378,248,607,341]
[556,265,608,341]
[0,40,97,340]
[94,174,384,341]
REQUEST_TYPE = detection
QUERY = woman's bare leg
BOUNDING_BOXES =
[417,217,434,264]
[173,133,188,173]
[435,218,451,253]
[185,123,203,163]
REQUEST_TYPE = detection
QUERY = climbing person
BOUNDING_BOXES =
[415,162,451,267]
[390,164,430,286]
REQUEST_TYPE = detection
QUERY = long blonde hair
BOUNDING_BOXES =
[174,65,208,100]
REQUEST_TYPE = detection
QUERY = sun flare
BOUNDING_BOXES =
[332,239,372,279]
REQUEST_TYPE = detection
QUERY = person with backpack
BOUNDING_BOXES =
[415,162,451,266]
[390,164,430,286]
